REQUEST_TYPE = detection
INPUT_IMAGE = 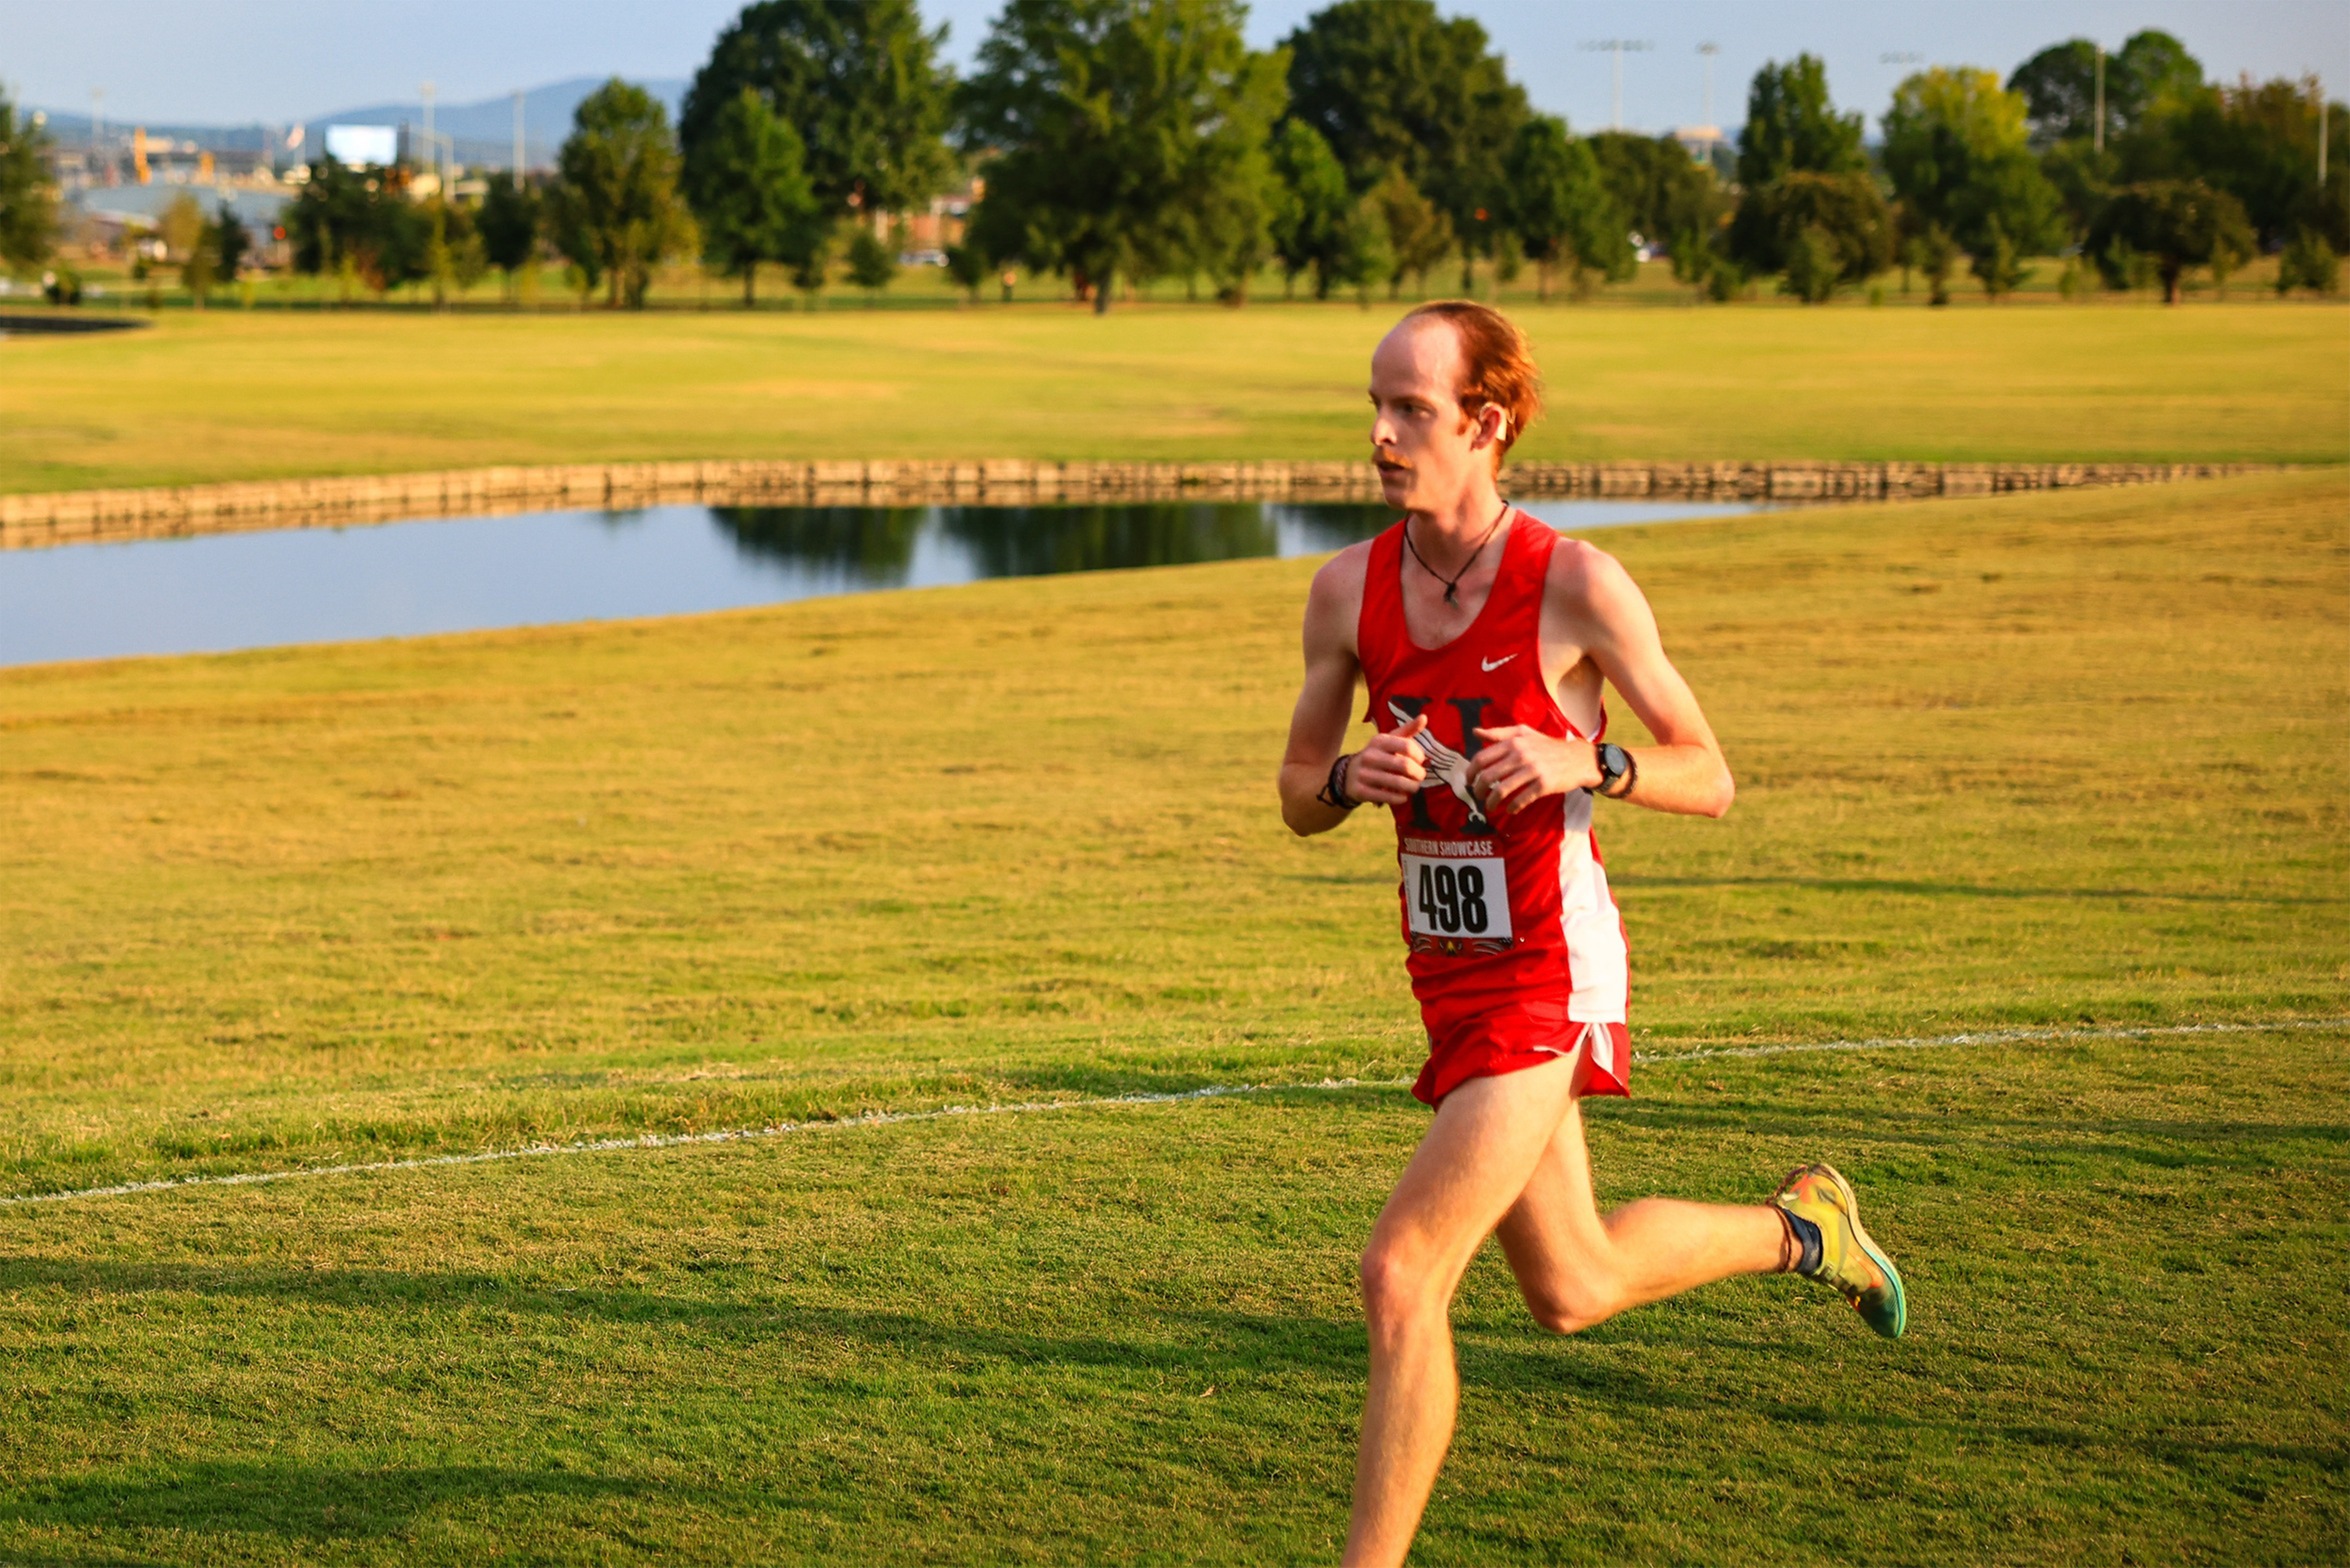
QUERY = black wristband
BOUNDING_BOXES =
[1317,753,1360,811]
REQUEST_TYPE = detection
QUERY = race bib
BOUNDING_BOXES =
[1400,850,1513,941]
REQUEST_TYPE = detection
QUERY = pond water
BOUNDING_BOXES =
[0,498,1767,669]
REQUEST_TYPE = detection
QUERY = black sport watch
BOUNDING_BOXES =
[1594,743,1633,799]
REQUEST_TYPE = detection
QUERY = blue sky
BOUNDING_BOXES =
[4,0,2343,134]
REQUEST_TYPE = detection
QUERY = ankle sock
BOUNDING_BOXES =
[1783,1211,1824,1276]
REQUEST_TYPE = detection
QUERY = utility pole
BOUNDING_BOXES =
[1698,42,1719,127]
[90,87,104,179]
[2319,79,2328,186]
[513,89,525,174]
[1581,40,1653,132]
[2094,46,2105,154]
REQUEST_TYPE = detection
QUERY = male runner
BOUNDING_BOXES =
[1276,301,1905,1568]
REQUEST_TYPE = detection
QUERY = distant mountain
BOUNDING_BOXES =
[34,76,691,170]
[313,76,690,151]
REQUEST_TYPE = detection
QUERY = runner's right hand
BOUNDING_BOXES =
[1345,713,1430,805]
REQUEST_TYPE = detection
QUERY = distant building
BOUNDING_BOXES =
[862,176,982,262]
[1670,124,1726,163]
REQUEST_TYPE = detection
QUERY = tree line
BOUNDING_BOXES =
[5,2,2343,309]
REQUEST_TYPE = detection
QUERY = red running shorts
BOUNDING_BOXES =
[1412,991,1632,1107]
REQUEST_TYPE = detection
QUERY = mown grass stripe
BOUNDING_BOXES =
[11,1018,2339,1209]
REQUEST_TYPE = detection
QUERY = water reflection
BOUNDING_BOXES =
[0,498,1764,668]
[714,505,930,582]
[710,501,1395,583]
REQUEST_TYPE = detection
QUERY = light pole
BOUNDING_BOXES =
[1581,40,1653,132]
[1698,42,1719,128]
[2095,46,2105,154]
[513,89,525,174]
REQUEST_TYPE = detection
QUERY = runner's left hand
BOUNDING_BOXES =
[1468,726,1604,819]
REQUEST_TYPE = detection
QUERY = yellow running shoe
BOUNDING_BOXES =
[1773,1163,1907,1339]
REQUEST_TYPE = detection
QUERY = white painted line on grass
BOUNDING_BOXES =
[1632,1016,2350,1065]
[0,1080,1400,1208]
[9,1018,2342,1208]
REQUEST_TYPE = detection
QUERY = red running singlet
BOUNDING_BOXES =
[1355,512,1632,1105]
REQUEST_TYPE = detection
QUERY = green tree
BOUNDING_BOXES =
[1589,131,1725,252]
[2038,137,2119,241]
[1968,217,2027,298]
[1367,165,1453,297]
[1179,137,1278,303]
[1331,191,1393,302]
[944,240,988,301]
[2009,40,2106,148]
[1280,0,1528,253]
[1779,225,1840,303]
[845,225,896,299]
[787,223,835,304]
[687,86,819,305]
[681,0,954,227]
[959,0,1286,315]
[549,78,690,308]
[2130,77,2350,250]
[2276,231,2339,296]
[2009,30,2204,148]
[423,196,486,308]
[1736,54,1867,190]
[183,201,253,308]
[477,172,542,300]
[2086,179,2254,303]
[1882,68,2064,278]
[1504,115,1629,301]
[2107,30,2206,131]
[210,202,251,281]
[1728,54,1873,284]
[286,156,429,300]
[1667,226,1734,300]
[179,230,218,307]
[1268,119,1352,297]
[1734,170,1890,290]
[1907,221,1960,305]
[158,192,205,263]
[0,90,59,273]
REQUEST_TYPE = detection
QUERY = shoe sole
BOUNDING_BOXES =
[1813,1162,1906,1339]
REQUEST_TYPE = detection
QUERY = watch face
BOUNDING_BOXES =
[1600,743,1626,780]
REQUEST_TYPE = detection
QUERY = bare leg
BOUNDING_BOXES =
[1493,1087,1786,1335]
[1343,1054,1583,1568]
[1346,1051,1794,1568]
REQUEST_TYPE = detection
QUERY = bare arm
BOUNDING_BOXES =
[1278,551,1434,835]
[1468,544,1735,820]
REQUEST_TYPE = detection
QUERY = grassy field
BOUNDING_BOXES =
[2,470,2344,1563]
[1,297,2343,495]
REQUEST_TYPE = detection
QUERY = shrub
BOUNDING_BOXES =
[2276,230,2340,297]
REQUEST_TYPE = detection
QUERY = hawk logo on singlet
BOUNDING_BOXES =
[1389,700,1484,817]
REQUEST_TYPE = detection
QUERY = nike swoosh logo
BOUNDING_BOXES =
[1480,654,1518,672]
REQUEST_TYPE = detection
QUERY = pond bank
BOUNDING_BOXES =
[0,456,2283,551]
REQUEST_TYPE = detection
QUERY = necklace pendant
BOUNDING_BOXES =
[1443,585,1459,604]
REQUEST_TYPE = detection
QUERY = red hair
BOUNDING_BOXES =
[1402,301,1544,466]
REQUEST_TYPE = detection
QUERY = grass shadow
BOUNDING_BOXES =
[0,1461,643,1543]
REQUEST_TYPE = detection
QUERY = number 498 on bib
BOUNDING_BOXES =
[1399,851,1513,940]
